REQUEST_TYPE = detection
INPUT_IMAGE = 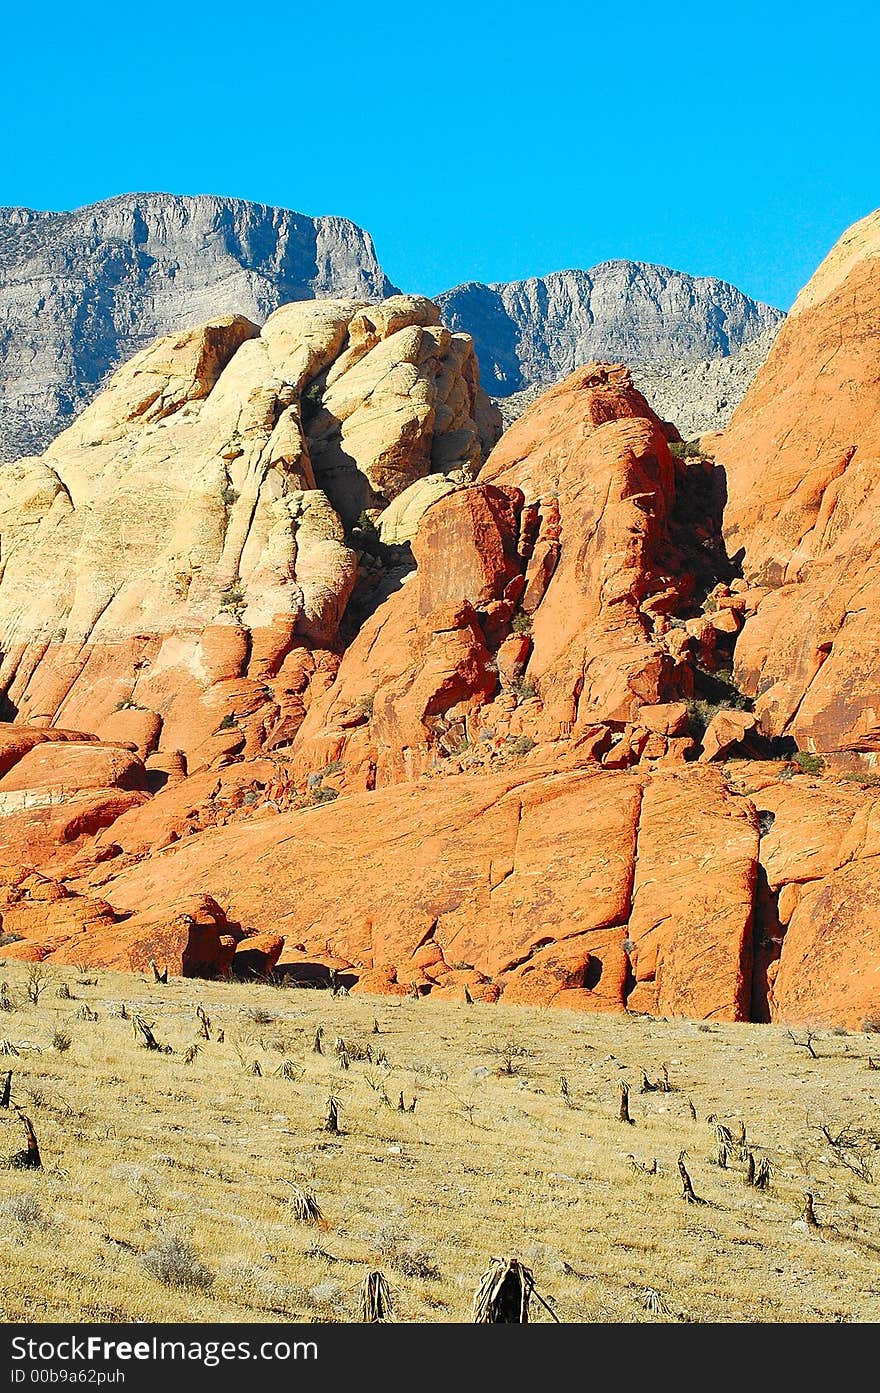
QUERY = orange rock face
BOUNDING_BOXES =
[719,210,880,759]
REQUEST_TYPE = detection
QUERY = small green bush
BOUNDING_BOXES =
[217,713,238,731]
[311,787,338,806]
[511,677,537,702]
[507,735,536,757]
[793,751,824,776]
[840,771,880,788]
[669,439,703,460]
[220,484,239,507]
[511,611,532,635]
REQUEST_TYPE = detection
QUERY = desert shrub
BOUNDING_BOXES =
[862,1013,880,1035]
[219,581,246,616]
[511,610,532,634]
[217,713,238,731]
[840,771,880,788]
[507,735,535,757]
[25,964,48,1006]
[669,439,703,459]
[311,787,338,806]
[242,1006,275,1025]
[356,692,375,717]
[142,1234,214,1292]
[0,934,23,948]
[0,1194,47,1231]
[220,484,239,507]
[793,751,824,775]
[511,677,537,702]
[51,1029,72,1054]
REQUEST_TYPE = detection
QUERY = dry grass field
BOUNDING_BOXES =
[0,959,879,1324]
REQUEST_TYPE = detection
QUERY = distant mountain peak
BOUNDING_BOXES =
[0,191,398,460]
[437,261,783,397]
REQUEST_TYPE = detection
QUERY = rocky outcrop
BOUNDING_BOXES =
[0,194,397,461]
[290,362,735,790]
[1,218,879,1031]
[0,295,500,771]
[717,207,880,760]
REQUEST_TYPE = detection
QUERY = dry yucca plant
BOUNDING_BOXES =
[473,1257,534,1323]
[286,1183,325,1228]
[358,1270,393,1322]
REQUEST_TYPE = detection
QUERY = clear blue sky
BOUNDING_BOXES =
[3,1,879,309]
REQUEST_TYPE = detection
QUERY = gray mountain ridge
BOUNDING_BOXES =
[436,263,783,397]
[0,193,783,460]
[0,192,398,460]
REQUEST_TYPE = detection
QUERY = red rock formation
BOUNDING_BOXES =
[2,227,880,1030]
[718,209,880,759]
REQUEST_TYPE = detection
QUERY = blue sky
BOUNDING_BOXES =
[3,1,879,308]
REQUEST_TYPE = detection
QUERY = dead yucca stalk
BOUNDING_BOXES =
[149,960,168,984]
[642,1287,672,1316]
[628,1154,658,1175]
[372,1018,381,1035]
[287,1183,325,1228]
[473,1257,548,1323]
[275,1059,300,1081]
[75,1003,98,1021]
[57,983,72,1000]
[251,1059,262,1077]
[10,1107,41,1168]
[464,984,474,1005]
[640,1069,658,1093]
[753,1156,772,1191]
[359,1270,393,1322]
[0,1040,20,1057]
[678,1151,706,1205]
[132,1014,162,1051]
[196,1006,211,1040]
[312,1026,324,1055]
[337,1045,350,1071]
[800,1192,820,1228]
[1,1069,11,1107]
[686,1097,697,1120]
[713,1142,730,1169]
[325,1095,341,1134]
[618,1081,634,1125]
[560,1075,573,1108]
[183,1044,200,1065]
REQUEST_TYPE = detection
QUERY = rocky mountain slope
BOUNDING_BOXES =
[0,215,877,1030]
[495,322,782,438]
[0,193,397,460]
[437,262,783,406]
[1,196,784,461]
